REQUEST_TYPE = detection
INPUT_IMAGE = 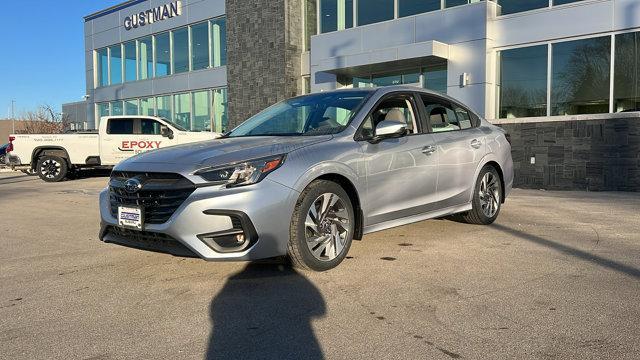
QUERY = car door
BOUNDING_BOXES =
[358,92,439,226]
[419,94,486,208]
[100,118,167,165]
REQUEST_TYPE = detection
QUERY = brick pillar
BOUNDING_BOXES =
[225,0,303,128]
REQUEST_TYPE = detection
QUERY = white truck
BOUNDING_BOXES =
[5,116,219,182]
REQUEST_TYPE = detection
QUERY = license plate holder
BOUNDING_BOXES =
[118,206,144,230]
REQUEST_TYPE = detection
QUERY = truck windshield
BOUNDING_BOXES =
[159,118,189,132]
[227,91,371,137]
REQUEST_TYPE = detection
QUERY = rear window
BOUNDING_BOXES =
[107,119,134,134]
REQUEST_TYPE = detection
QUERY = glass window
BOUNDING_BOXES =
[421,96,461,133]
[97,103,110,119]
[357,0,394,26]
[554,0,584,5]
[445,0,478,8]
[110,101,123,116]
[304,0,317,51]
[174,93,192,129]
[138,37,153,80]
[453,105,473,129]
[123,41,137,82]
[173,27,189,73]
[212,88,228,132]
[551,36,611,116]
[360,95,418,138]
[155,32,171,77]
[193,90,211,131]
[498,45,547,118]
[107,119,134,134]
[211,18,227,67]
[125,99,138,115]
[497,0,548,15]
[614,31,640,112]
[353,77,373,88]
[140,119,162,135]
[191,22,210,71]
[140,97,156,116]
[156,95,172,120]
[399,0,440,17]
[97,48,109,87]
[424,63,448,94]
[321,0,353,33]
[109,45,122,85]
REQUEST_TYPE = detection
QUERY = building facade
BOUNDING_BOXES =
[76,0,640,190]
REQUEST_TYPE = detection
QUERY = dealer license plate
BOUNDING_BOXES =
[118,206,143,230]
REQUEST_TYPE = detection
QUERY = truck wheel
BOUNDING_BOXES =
[37,155,68,182]
[288,180,355,271]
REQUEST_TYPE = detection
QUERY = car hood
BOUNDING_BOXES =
[116,135,332,170]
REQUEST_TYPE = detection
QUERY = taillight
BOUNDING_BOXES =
[7,136,15,152]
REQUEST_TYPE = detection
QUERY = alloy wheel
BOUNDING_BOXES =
[304,192,351,261]
[479,172,500,218]
[41,159,61,179]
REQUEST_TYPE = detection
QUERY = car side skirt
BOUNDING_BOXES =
[362,203,472,235]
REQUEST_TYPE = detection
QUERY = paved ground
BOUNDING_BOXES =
[1,171,639,360]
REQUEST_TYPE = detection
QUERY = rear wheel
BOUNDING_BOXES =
[37,155,68,182]
[460,166,502,225]
[288,180,354,271]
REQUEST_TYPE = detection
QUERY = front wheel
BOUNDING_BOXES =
[460,166,503,225]
[37,155,68,182]
[288,180,355,271]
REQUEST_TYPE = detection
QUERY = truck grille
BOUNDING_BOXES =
[109,171,196,224]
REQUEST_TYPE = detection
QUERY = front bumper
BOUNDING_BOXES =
[99,179,299,261]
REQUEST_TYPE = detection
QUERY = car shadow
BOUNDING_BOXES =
[68,168,112,180]
[205,262,326,360]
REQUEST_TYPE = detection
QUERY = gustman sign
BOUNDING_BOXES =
[123,1,182,31]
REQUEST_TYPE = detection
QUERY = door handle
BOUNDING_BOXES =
[470,139,482,149]
[422,145,436,155]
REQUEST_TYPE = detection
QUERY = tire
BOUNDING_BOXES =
[460,165,503,225]
[288,180,355,271]
[36,155,68,182]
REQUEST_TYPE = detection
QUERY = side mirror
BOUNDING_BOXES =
[371,120,407,143]
[161,125,174,139]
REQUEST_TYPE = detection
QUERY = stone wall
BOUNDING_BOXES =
[498,117,640,191]
[225,0,303,127]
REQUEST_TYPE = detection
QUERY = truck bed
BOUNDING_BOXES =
[9,133,100,166]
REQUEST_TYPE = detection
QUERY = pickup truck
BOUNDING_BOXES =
[5,116,218,182]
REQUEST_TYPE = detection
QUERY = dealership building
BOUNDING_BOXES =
[73,0,640,190]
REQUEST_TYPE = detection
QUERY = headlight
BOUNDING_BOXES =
[195,155,285,187]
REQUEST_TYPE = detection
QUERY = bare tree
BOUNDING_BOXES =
[18,105,68,134]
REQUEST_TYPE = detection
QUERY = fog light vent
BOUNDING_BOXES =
[198,211,258,253]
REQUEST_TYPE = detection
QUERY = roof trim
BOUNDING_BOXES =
[84,0,147,22]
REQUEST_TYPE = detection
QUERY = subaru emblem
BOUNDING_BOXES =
[124,178,142,193]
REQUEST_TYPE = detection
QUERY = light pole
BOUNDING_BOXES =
[11,100,15,133]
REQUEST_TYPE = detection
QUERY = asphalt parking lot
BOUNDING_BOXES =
[1,171,639,359]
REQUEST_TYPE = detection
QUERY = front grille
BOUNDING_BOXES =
[109,171,196,224]
[105,226,197,257]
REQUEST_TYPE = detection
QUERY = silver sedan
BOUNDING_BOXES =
[99,86,513,271]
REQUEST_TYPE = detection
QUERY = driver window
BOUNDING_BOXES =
[360,95,418,139]
[140,119,163,135]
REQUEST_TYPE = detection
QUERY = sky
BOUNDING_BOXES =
[0,0,123,118]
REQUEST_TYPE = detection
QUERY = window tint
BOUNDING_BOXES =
[173,27,189,74]
[422,96,462,133]
[399,0,440,17]
[614,31,640,112]
[108,119,134,134]
[360,95,418,139]
[191,22,210,71]
[453,105,473,129]
[498,45,548,118]
[155,33,171,77]
[141,119,162,135]
[357,0,394,26]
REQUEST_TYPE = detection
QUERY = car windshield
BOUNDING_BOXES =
[227,91,371,137]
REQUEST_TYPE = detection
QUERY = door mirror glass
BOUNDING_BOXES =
[161,125,174,139]
[373,120,407,142]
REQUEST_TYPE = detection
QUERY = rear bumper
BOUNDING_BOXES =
[99,179,300,261]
